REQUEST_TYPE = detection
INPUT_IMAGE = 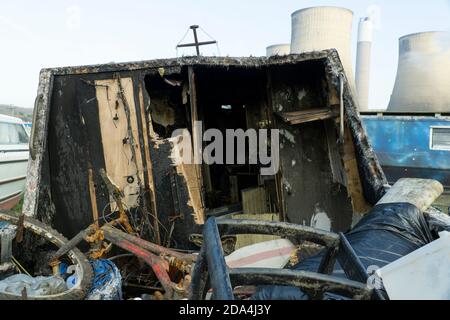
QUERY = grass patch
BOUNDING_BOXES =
[12,195,24,214]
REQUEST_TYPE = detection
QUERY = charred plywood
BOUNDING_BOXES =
[148,137,204,248]
[145,69,205,248]
[25,67,206,245]
[45,75,109,237]
[95,77,143,210]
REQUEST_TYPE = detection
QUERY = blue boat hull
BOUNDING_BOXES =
[362,115,450,189]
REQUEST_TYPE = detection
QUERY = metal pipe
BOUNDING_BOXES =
[102,228,174,299]
[317,245,339,275]
[337,232,368,283]
[337,232,386,300]
[216,218,339,247]
[102,225,196,264]
[50,224,97,263]
[188,246,208,300]
[229,268,372,300]
[203,218,234,300]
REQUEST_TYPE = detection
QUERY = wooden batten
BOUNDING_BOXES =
[88,168,99,227]
[328,82,371,215]
[138,82,161,243]
[186,66,206,224]
[342,122,372,214]
[276,106,339,125]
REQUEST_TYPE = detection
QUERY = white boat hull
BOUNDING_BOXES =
[0,114,30,210]
[0,149,28,209]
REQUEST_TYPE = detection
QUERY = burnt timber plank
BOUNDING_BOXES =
[276,106,339,125]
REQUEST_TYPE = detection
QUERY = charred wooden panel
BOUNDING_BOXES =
[26,52,387,249]
[148,139,199,249]
[47,75,108,238]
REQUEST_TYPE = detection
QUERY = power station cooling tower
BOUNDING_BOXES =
[387,31,450,113]
[266,44,291,57]
[355,17,373,112]
[291,6,355,91]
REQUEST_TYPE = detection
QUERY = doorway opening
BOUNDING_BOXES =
[195,66,279,215]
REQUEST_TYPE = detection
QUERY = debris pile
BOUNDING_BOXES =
[1,53,448,300]
[0,177,449,300]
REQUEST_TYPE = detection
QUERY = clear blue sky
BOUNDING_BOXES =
[1,0,449,109]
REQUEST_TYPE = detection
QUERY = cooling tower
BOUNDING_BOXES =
[291,6,355,90]
[355,17,373,112]
[387,31,450,113]
[266,44,291,57]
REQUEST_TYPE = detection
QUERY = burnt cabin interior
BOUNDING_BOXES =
[191,66,268,209]
[38,56,366,253]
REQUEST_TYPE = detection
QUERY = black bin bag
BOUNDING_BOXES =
[251,203,438,300]
[424,207,450,236]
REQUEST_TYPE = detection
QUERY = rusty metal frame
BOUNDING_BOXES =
[51,222,197,300]
[101,226,174,298]
[229,269,371,300]
[189,217,377,300]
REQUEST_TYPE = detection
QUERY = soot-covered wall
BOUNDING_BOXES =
[269,61,353,231]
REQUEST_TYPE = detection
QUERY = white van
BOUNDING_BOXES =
[0,114,29,210]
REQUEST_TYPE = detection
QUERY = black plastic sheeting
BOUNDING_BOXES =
[251,202,441,300]
[424,207,450,236]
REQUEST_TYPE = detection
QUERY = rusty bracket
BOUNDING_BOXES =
[102,225,195,265]
[15,214,25,243]
[101,225,175,299]
[49,224,97,264]
[99,168,134,234]
[50,219,195,299]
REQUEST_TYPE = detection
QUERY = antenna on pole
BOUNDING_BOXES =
[176,25,217,56]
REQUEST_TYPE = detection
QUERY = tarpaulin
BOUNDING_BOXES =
[424,207,450,236]
[86,259,122,300]
[0,274,67,296]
